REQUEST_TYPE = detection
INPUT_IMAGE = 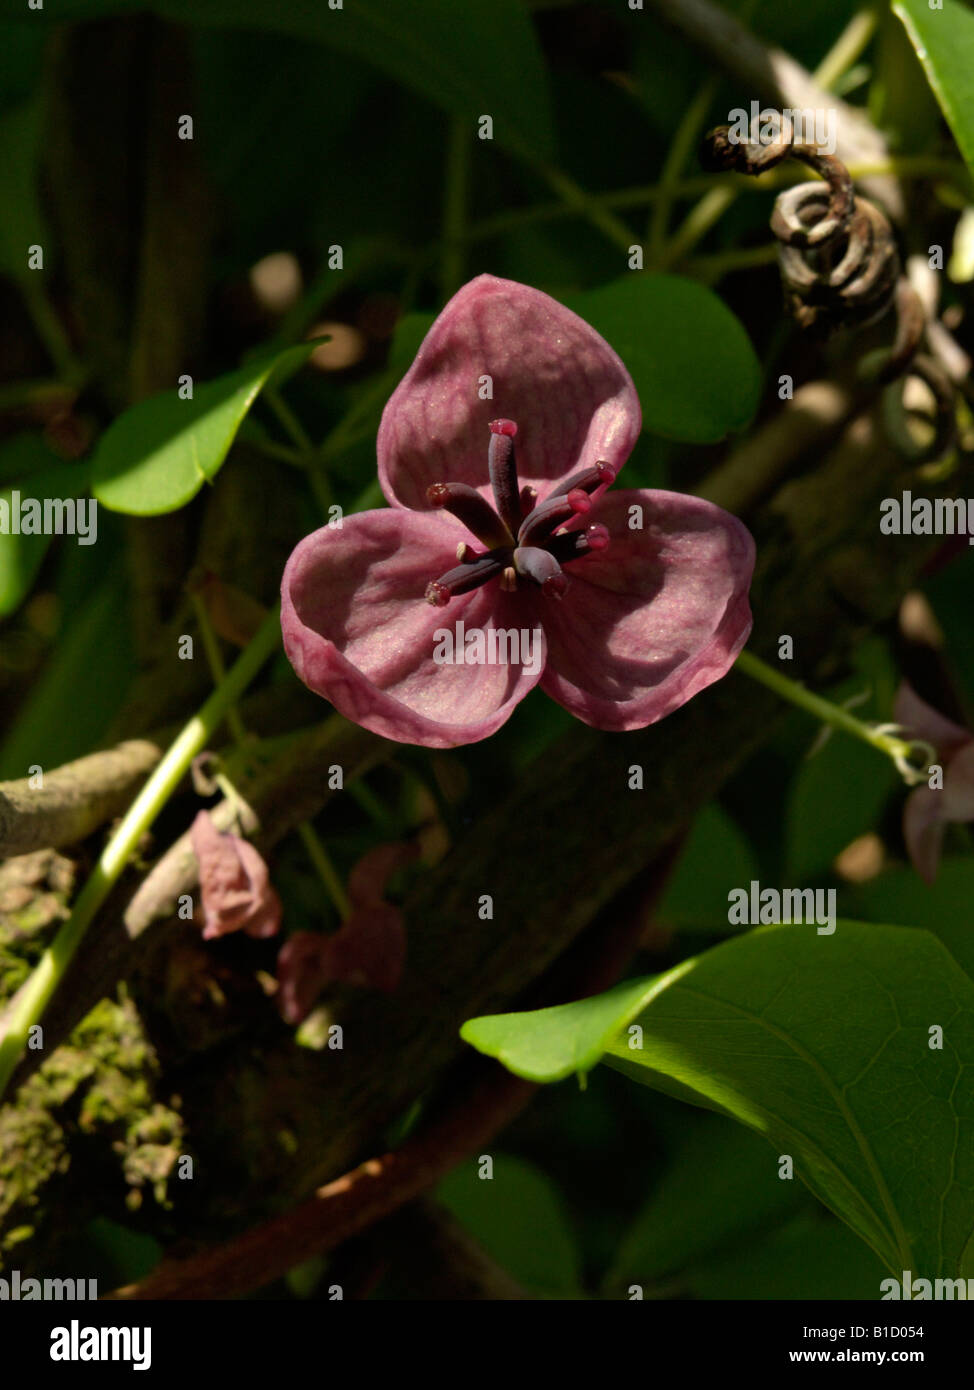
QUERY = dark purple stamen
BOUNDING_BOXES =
[423,422,614,606]
[547,522,610,564]
[513,544,568,597]
[427,482,512,549]
[425,552,508,607]
[488,419,523,536]
[517,488,592,548]
[545,460,616,500]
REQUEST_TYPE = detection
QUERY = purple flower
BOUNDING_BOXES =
[276,843,414,1024]
[190,811,283,940]
[894,683,974,883]
[281,275,755,748]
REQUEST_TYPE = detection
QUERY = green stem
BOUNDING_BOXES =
[192,594,352,919]
[296,822,351,920]
[647,75,720,258]
[0,606,283,1102]
[735,649,930,777]
[264,385,314,454]
[191,593,248,746]
[533,163,635,254]
[20,280,86,387]
[813,5,880,93]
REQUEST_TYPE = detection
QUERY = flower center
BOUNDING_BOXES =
[424,419,613,607]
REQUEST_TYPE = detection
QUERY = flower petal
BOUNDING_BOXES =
[893,682,971,760]
[190,811,282,940]
[347,841,419,910]
[377,274,641,512]
[902,786,949,885]
[942,742,974,822]
[281,508,544,748]
[276,932,330,1024]
[535,488,754,730]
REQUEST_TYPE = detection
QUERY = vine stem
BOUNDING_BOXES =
[0,606,283,1101]
[734,649,929,777]
[192,597,352,922]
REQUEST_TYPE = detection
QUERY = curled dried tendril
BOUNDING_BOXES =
[701,113,956,461]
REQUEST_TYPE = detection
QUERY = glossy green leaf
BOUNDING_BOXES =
[604,922,974,1279]
[562,276,761,443]
[465,922,974,1278]
[895,0,974,181]
[91,342,317,515]
[461,972,682,1083]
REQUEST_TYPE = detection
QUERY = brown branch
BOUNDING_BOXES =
[105,1063,536,1300]
[0,741,162,860]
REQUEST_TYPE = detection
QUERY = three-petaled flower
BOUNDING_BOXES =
[281,275,755,748]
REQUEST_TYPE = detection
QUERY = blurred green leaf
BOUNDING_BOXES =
[784,728,897,881]
[657,802,759,930]
[687,1210,889,1300]
[0,439,92,615]
[388,312,435,371]
[0,568,135,778]
[895,0,974,180]
[562,276,761,443]
[437,1153,581,1296]
[34,0,554,162]
[841,859,974,982]
[467,922,974,1279]
[605,1113,808,1289]
[91,341,317,515]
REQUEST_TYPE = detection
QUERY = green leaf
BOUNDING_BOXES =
[461,972,683,1083]
[604,922,974,1279]
[895,0,974,181]
[91,342,317,515]
[842,859,974,982]
[605,1114,809,1289]
[465,922,974,1279]
[561,276,761,443]
[687,1210,889,1301]
[32,0,555,163]
[0,569,135,779]
[437,1154,581,1297]
[784,728,897,880]
[656,802,759,931]
[0,438,92,615]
